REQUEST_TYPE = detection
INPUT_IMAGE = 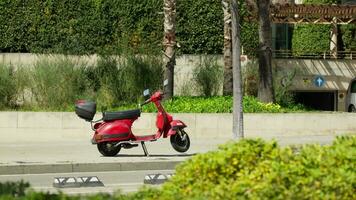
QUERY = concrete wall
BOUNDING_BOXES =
[1,112,355,143]
[1,54,355,93]
[274,59,356,111]
[1,53,356,110]
[274,59,356,92]
[0,53,227,96]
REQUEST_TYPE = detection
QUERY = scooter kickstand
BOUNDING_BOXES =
[141,141,149,157]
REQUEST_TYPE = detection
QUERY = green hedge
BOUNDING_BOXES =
[0,0,258,56]
[291,0,344,56]
[2,136,355,199]
[0,180,29,197]
[292,24,332,56]
[0,0,163,54]
[114,96,307,113]
[160,136,356,199]
[1,0,354,56]
[341,24,356,51]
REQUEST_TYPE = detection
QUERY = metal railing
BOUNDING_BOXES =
[272,50,356,60]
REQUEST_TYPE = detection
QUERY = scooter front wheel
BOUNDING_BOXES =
[170,129,190,153]
[97,142,121,157]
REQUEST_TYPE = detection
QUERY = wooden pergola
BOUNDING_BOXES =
[270,3,356,25]
[246,3,356,58]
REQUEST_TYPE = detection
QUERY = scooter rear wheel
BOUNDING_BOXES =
[97,142,121,157]
[170,129,190,153]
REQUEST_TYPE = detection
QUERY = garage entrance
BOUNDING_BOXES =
[294,91,337,111]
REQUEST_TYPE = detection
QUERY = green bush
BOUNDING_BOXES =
[90,54,163,110]
[0,59,306,112]
[0,180,29,197]
[114,96,308,113]
[0,64,16,108]
[274,68,298,108]
[0,55,163,111]
[341,24,356,52]
[0,0,258,56]
[242,60,259,97]
[2,137,354,199]
[29,58,90,110]
[117,54,163,103]
[159,136,356,200]
[193,56,223,96]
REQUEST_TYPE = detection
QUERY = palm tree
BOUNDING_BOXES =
[163,0,176,99]
[222,0,233,95]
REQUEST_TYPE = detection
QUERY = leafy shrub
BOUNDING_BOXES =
[0,180,29,197]
[114,96,307,113]
[90,54,163,110]
[193,56,223,96]
[117,54,163,103]
[274,68,298,107]
[242,60,259,97]
[29,58,89,110]
[0,64,16,109]
[341,24,356,52]
[242,60,301,108]
[3,137,354,199]
[159,136,356,200]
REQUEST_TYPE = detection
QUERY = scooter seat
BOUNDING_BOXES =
[103,109,141,121]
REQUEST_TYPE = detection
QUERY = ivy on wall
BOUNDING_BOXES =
[0,0,259,57]
[291,0,356,55]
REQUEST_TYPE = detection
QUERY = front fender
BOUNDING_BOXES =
[165,120,187,138]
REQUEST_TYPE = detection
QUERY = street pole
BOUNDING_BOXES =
[231,0,244,139]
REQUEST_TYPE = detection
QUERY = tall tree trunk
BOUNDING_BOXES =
[231,0,244,139]
[330,17,338,59]
[163,0,176,99]
[257,0,275,103]
[222,0,233,95]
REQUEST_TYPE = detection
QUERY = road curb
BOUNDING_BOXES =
[0,161,182,175]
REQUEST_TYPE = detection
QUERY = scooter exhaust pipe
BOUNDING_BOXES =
[113,142,139,149]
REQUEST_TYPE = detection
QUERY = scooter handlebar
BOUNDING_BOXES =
[140,98,151,106]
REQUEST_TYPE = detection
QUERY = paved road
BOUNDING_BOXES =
[0,135,339,164]
[0,170,173,195]
[0,134,347,195]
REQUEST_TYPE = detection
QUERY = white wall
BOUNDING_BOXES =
[0,112,355,143]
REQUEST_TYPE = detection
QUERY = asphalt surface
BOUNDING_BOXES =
[0,134,346,195]
[0,134,340,174]
[0,170,174,195]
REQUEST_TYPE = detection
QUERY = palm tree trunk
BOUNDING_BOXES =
[222,0,233,95]
[257,0,275,103]
[163,0,176,99]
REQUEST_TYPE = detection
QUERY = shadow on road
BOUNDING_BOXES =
[107,153,196,158]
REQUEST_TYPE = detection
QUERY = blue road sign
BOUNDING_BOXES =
[314,76,325,87]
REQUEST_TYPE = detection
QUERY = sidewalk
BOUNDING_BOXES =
[0,135,340,175]
[0,138,229,175]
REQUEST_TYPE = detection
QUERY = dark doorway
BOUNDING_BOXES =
[294,91,337,111]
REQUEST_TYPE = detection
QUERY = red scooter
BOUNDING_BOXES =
[75,90,190,156]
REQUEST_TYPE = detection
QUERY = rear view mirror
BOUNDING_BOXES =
[143,89,150,99]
